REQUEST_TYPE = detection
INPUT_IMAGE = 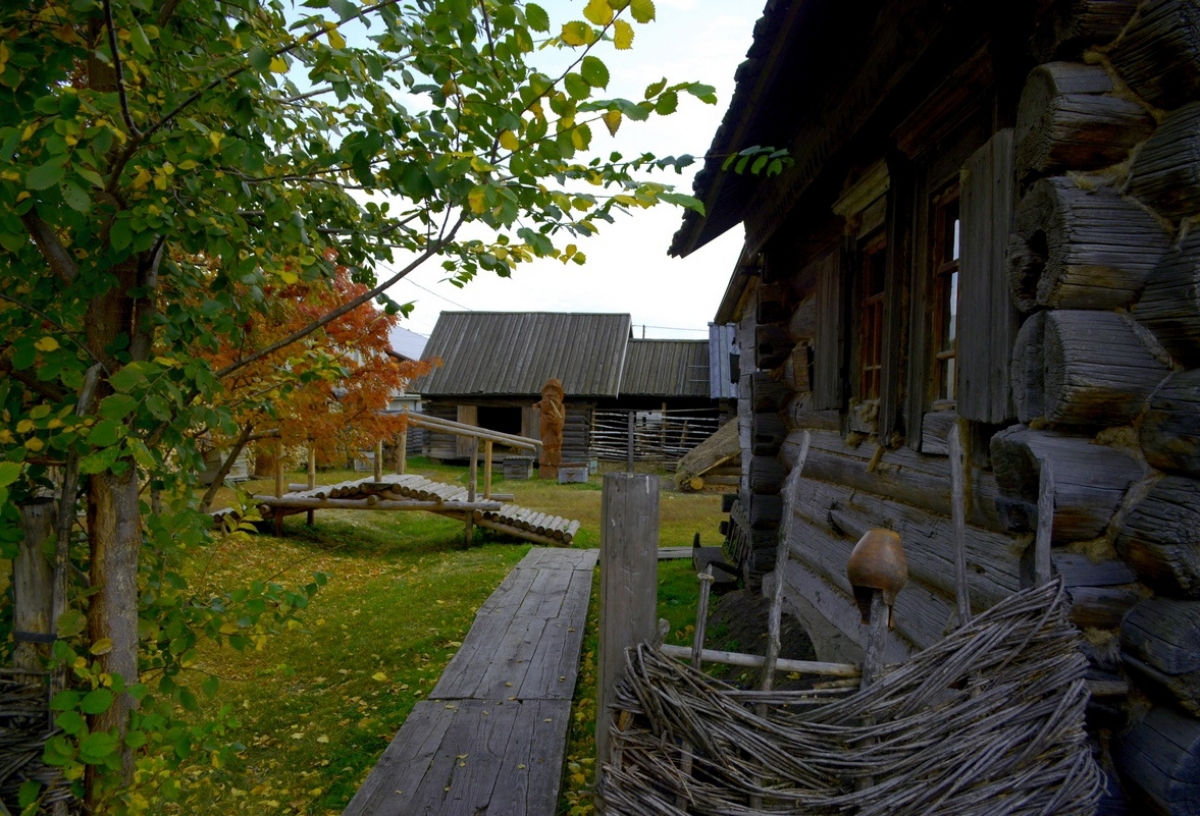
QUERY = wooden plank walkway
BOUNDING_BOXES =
[344,547,599,816]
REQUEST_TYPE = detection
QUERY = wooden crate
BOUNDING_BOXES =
[558,463,589,484]
[503,456,534,479]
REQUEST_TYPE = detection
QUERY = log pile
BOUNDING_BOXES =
[251,475,583,546]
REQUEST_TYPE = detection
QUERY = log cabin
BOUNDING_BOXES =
[671,1,1200,811]
[413,312,730,465]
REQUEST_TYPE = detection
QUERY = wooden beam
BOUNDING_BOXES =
[254,496,502,511]
[466,437,478,548]
[659,644,860,678]
[374,440,383,482]
[396,429,407,474]
[401,411,540,451]
[14,499,55,672]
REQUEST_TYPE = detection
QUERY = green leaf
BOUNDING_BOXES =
[86,420,123,448]
[248,45,271,72]
[659,191,705,215]
[57,610,87,638]
[613,19,634,49]
[61,180,90,213]
[98,394,139,421]
[130,23,152,58]
[78,446,121,475]
[581,56,609,89]
[50,690,80,711]
[751,154,768,174]
[108,365,147,393]
[654,90,677,115]
[80,688,113,715]
[0,461,20,488]
[564,73,590,100]
[79,731,119,763]
[18,780,41,810]
[54,710,85,735]
[26,162,65,190]
[561,20,591,46]
[525,2,550,32]
[328,0,356,21]
[629,0,655,23]
[643,77,666,100]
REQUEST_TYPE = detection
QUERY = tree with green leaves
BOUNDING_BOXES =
[0,0,734,810]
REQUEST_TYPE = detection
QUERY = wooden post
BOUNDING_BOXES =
[374,439,383,482]
[465,436,478,548]
[948,422,971,627]
[396,429,407,475]
[626,410,635,473]
[483,439,493,499]
[275,439,285,499]
[14,499,55,672]
[691,565,714,670]
[274,439,284,536]
[762,431,810,692]
[596,473,659,788]
[307,445,317,526]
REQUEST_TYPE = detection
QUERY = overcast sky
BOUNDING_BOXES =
[382,0,758,339]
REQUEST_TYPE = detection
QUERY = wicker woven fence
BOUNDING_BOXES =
[590,409,719,465]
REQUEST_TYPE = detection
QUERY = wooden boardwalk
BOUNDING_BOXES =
[344,547,599,816]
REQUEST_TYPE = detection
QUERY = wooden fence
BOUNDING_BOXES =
[590,408,720,465]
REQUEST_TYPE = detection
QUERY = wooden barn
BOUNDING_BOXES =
[414,312,729,465]
[671,0,1200,811]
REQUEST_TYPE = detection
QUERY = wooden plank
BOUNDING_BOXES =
[486,699,572,816]
[958,128,1018,424]
[342,701,457,815]
[811,251,844,411]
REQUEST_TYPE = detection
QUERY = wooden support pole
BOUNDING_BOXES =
[465,437,478,548]
[626,411,635,473]
[396,429,407,474]
[374,440,383,482]
[660,645,860,677]
[762,431,810,692]
[691,565,714,670]
[14,499,56,672]
[483,439,493,499]
[949,422,971,627]
[307,445,317,526]
[274,439,284,499]
[596,473,659,787]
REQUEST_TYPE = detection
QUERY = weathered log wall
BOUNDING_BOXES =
[721,6,1200,812]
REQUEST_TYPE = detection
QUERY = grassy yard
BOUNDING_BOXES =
[160,459,723,815]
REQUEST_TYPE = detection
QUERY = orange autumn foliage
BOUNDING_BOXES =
[199,264,437,464]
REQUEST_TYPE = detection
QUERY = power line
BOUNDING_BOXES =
[636,324,710,333]
[394,275,474,311]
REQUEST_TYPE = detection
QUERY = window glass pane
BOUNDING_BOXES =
[951,216,961,261]
[947,270,958,344]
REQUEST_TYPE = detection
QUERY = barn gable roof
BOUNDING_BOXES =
[415,312,631,397]
[621,339,711,398]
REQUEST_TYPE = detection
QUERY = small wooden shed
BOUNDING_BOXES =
[673,1,1200,811]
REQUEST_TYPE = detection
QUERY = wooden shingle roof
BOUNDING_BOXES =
[621,339,711,398]
[415,312,631,397]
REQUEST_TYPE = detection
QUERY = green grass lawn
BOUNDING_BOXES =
[162,459,722,815]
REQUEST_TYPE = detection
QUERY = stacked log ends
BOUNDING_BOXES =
[1116,476,1200,597]
[1135,233,1200,367]
[1011,177,1171,310]
[1121,598,1200,715]
[1011,312,1046,423]
[1031,0,1141,62]
[1112,706,1200,815]
[1110,0,1200,111]
[991,424,1146,541]
[1015,62,1155,179]
[1142,370,1200,477]
[1043,310,1171,425]
[1130,102,1200,220]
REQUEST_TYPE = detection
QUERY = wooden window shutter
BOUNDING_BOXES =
[811,251,844,411]
[957,128,1020,424]
[456,404,477,457]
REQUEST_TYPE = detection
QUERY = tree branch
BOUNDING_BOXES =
[0,359,67,402]
[215,211,465,380]
[0,291,112,374]
[21,211,79,284]
[103,0,142,138]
